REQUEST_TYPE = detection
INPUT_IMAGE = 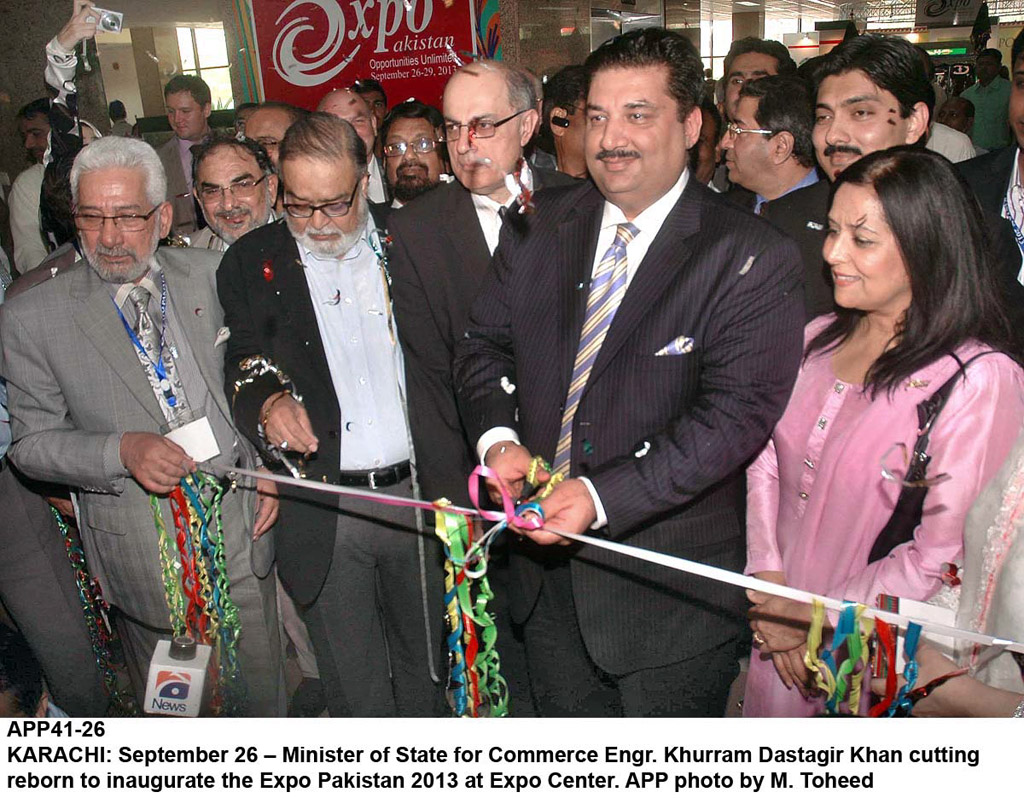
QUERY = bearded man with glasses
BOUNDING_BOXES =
[189,135,279,252]
[379,100,450,209]
[217,112,444,717]
[0,135,286,715]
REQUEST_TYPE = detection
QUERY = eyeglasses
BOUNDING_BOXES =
[197,174,269,202]
[74,205,161,232]
[441,108,530,142]
[282,182,360,218]
[725,122,775,137]
[383,137,439,158]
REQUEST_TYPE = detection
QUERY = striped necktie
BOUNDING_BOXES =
[552,222,639,476]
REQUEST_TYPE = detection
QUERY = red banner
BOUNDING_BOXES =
[249,0,479,110]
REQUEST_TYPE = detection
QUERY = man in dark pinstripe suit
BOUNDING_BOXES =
[453,29,805,716]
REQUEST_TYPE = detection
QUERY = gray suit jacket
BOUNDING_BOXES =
[0,247,271,628]
[157,136,199,236]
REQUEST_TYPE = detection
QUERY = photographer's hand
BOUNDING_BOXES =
[57,1,99,51]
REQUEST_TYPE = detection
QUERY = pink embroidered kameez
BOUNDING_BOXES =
[743,317,1024,717]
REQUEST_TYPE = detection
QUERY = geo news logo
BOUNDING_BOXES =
[157,670,191,699]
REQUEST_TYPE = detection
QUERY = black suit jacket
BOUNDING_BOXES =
[958,146,1024,333]
[388,168,577,504]
[452,178,805,674]
[728,178,835,321]
[217,209,389,603]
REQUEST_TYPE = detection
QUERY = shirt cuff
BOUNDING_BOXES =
[46,36,77,62]
[476,427,520,464]
[578,477,608,530]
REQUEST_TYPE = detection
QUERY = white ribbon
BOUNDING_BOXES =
[210,464,1024,655]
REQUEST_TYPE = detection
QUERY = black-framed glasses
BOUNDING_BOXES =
[282,182,360,219]
[441,108,530,142]
[724,122,774,138]
[197,174,269,202]
[74,205,161,232]
[383,137,439,158]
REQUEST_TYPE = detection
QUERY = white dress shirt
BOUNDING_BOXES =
[471,161,534,256]
[368,156,387,204]
[9,164,47,274]
[299,218,411,470]
[1003,147,1024,285]
[926,122,977,164]
[476,169,691,528]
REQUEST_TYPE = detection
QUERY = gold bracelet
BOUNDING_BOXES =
[260,391,289,429]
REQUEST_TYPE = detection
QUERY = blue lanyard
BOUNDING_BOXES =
[112,274,178,408]
[1003,197,1024,258]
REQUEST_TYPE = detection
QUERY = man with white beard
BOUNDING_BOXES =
[0,136,285,715]
[217,113,443,717]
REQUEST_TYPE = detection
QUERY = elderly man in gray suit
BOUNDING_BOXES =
[0,136,285,716]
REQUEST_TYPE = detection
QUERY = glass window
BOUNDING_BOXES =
[176,26,233,109]
[176,27,196,71]
[202,67,234,110]
[195,27,229,69]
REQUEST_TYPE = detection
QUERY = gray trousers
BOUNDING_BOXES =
[115,487,285,717]
[302,476,444,717]
[0,464,109,716]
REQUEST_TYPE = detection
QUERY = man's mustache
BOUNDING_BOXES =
[823,144,863,158]
[596,149,641,161]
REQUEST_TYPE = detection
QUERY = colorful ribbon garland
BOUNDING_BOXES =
[52,507,136,715]
[150,473,246,716]
[433,506,508,717]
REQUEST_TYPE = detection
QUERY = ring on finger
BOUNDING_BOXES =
[752,631,766,647]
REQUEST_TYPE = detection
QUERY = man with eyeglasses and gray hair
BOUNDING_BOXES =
[385,61,576,715]
[218,112,444,717]
[0,135,286,715]
[189,134,279,251]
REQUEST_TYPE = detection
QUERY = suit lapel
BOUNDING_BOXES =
[445,186,492,300]
[159,253,233,422]
[586,182,703,387]
[557,190,604,396]
[71,266,166,425]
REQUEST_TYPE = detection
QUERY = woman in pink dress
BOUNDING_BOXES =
[743,147,1024,717]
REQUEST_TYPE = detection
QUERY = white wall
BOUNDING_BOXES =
[95,41,145,127]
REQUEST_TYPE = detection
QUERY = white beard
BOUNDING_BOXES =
[287,202,368,259]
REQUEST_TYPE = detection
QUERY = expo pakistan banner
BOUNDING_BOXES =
[248,0,495,110]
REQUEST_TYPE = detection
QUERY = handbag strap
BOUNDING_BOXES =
[902,351,993,486]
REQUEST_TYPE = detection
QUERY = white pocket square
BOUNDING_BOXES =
[655,336,694,356]
[214,327,231,347]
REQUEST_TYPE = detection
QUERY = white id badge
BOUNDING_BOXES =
[165,416,221,462]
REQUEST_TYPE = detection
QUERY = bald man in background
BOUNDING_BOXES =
[318,89,388,203]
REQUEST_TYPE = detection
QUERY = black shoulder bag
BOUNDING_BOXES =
[867,353,991,564]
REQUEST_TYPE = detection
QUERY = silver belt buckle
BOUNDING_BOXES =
[368,470,378,491]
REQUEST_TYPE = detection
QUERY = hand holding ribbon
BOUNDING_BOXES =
[483,440,544,505]
[748,591,817,654]
[533,479,597,544]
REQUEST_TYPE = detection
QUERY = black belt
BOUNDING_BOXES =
[335,460,410,490]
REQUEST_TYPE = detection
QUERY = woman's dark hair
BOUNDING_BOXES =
[806,146,1019,397]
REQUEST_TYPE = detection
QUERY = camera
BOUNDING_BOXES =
[91,8,123,34]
